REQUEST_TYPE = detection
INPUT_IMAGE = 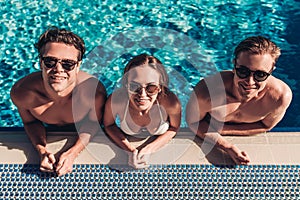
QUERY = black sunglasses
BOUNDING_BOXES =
[127,82,160,96]
[41,56,78,71]
[234,65,274,82]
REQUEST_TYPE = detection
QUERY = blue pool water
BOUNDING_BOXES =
[1,0,299,128]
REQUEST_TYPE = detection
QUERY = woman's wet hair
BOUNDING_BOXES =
[122,53,169,95]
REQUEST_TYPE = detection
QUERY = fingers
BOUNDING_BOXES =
[128,149,149,169]
[131,149,138,166]
[234,151,250,165]
[40,166,54,173]
[48,153,56,164]
[227,146,250,165]
[239,151,250,164]
[39,152,74,176]
[128,150,142,168]
[40,152,56,172]
[55,155,74,176]
[55,159,64,173]
[137,152,150,164]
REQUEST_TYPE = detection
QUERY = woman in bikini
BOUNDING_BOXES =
[103,54,181,169]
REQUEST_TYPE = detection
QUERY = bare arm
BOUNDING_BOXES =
[103,95,136,152]
[10,83,57,171]
[14,106,57,171]
[211,86,293,136]
[56,81,107,176]
[138,93,181,155]
[186,81,250,165]
[17,108,47,155]
[209,117,269,136]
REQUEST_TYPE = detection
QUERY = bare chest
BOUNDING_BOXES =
[123,105,166,133]
[211,99,271,123]
[30,101,88,125]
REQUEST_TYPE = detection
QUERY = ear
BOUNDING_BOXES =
[232,59,236,72]
[76,61,81,73]
[39,57,43,70]
[232,58,236,65]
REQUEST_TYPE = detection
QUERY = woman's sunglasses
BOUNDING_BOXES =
[41,56,78,71]
[234,65,274,82]
[127,82,160,96]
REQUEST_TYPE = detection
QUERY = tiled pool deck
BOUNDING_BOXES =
[0,129,299,200]
[1,129,300,165]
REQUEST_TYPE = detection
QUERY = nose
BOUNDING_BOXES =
[245,73,256,84]
[53,62,64,72]
[138,87,147,96]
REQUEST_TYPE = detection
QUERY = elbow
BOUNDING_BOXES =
[261,121,275,132]
[264,125,274,133]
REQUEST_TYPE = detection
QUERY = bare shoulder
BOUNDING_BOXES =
[105,89,128,116]
[75,71,107,99]
[10,72,44,108]
[77,70,95,83]
[159,89,181,114]
[107,88,128,111]
[193,71,232,101]
[266,76,292,106]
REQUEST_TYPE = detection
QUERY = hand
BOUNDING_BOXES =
[55,151,76,176]
[226,145,250,165]
[40,152,56,173]
[136,148,151,167]
[127,149,149,169]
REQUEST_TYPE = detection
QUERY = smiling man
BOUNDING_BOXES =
[10,27,106,176]
[186,36,292,165]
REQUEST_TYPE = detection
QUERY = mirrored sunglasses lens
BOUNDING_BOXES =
[146,85,159,94]
[43,58,57,68]
[254,71,268,81]
[128,83,140,93]
[61,61,76,70]
[236,68,250,78]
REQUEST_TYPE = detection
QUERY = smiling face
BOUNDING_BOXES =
[127,65,161,112]
[233,51,274,100]
[40,42,80,96]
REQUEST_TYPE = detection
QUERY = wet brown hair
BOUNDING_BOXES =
[35,27,85,61]
[234,36,281,63]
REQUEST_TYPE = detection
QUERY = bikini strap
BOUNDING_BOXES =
[156,101,164,122]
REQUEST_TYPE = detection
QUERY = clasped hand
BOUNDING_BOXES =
[127,149,151,169]
[40,150,76,176]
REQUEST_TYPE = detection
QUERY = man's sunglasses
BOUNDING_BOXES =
[127,82,160,96]
[41,56,78,71]
[234,65,274,82]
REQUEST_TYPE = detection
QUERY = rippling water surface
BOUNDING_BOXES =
[1,0,299,127]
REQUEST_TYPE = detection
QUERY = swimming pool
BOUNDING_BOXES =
[1,0,299,128]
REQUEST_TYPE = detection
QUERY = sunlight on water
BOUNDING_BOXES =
[0,0,299,127]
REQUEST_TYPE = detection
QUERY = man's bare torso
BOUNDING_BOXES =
[14,71,98,126]
[208,71,283,124]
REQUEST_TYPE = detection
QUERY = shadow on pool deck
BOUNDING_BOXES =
[1,129,300,167]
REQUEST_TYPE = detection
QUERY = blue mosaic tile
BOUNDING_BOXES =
[0,164,299,200]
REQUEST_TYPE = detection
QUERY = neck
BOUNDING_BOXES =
[44,84,75,102]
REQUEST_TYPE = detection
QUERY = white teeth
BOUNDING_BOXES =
[242,85,255,91]
[51,76,66,80]
[137,99,147,102]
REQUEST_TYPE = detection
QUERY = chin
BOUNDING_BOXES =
[241,90,258,100]
[133,99,153,111]
[49,84,67,93]
[135,103,151,111]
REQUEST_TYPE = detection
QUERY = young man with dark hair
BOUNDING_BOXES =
[11,27,106,176]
